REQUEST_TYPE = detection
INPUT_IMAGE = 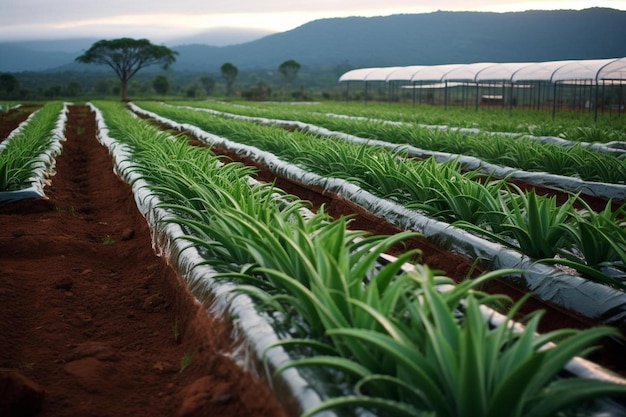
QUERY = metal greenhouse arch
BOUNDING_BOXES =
[339,57,626,119]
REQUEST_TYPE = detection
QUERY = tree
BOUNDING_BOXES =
[279,59,301,85]
[0,73,20,99]
[152,75,170,95]
[220,62,238,96]
[278,59,301,100]
[75,38,177,101]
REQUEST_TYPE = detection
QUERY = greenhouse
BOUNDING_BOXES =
[339,57,626,118]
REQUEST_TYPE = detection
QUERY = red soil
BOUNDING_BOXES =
[1,103,624,417]
[0,106,288,417]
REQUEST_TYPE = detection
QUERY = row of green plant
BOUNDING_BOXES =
[197,99,626,144]
[168,100,626,184]
[0,101,64,192]
[0,102,15,113]
[94,100,626,417]
[133,101,626,287]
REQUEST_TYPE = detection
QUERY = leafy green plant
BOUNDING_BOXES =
[180,354,192,372]
[455,189,575,259]
[561,126,624,143]
[0,102,64,192]
[134,101,626,281]
[279,266,626,417]
[527,123,567,138]
[102,235,115,245]
[567,200,626,266]
[94,101,626,417]
[162,100,626,184]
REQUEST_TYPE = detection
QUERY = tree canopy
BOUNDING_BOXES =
[152,75,170,95]
[278,60,301,85]
[75,38,177,101]
[278,59,301,100]
[0,73,20,99]
[220,62,238,96]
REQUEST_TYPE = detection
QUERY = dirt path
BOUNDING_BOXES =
[0,105,288,417]
[0,105,40,144]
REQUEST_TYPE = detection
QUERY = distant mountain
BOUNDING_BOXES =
[0,38,99,72]
[175,7,626,70]
[165,27,277,47]
[1,8,625,74]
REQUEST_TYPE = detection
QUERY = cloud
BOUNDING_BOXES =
[1,0,624,41]
[1,0,458,26]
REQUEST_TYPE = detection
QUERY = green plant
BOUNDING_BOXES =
[102,235,115,245]
[180,354,192,372]
[0,102,64,192]
[133,100,626,281]
[560,200,626,267]
[291,267,626,417]
[94,101,626,417]
[455,189,575,259]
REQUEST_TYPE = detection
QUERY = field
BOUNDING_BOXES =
[1,101,626,417]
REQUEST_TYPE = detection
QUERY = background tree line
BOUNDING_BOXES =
[1,38,346,102]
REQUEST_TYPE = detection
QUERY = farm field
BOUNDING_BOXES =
[0,104,288,417]
[2,100,626,417]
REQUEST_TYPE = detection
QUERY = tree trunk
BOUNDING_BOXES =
[121,78,128,102]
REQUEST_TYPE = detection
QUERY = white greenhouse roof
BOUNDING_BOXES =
[339,57,626,84]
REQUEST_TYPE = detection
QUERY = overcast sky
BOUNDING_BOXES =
[1,0,625,42]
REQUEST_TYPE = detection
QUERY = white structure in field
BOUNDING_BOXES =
[339,57,626,117]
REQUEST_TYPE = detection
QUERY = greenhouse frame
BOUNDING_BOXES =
[339,57,626,118]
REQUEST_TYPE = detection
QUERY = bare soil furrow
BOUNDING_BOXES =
[0,105,287,417]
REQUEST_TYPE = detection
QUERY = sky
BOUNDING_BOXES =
[1,0,625,42]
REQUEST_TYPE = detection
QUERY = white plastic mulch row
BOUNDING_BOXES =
[131,103,626,325]
[318,111,626,154]
[0,104,69,204]
[89,103,334,417]
[117,103,625,416]
[126,103,626,415]
[0,107,35,154]
[173,104,626,201]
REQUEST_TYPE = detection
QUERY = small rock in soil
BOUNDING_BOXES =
[177,376,232,417]
[11,230,25,238]
[0,369,44,417]
[121,227,135,241]
[69,341,118,362]
[142,294,168,312]
[53,278,74,291]
[210,392,233,405]
[63,357,112,394]
[152,361,176,374]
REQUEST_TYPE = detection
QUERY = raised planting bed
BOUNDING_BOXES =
[94,102,626,416]
[0,105,289,417]
[4,102,624,417]
[0,102,69,205]
[164,102,626,201]
[129,103,626,327]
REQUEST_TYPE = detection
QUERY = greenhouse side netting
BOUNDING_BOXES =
[339,57,626,118]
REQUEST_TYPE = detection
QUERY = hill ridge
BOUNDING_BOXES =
[1,8,625,73]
